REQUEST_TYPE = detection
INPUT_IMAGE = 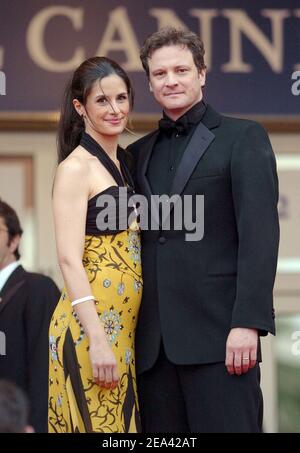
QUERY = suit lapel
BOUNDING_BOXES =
[169,122,215,197]
[136,105,221,228]
[162,105,221,227]
[0,266,26,314]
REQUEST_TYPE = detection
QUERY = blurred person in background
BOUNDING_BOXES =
[0,199,60,432]
[0,379,34,433]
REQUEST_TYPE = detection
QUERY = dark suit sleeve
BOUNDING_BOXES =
[25,275,60,432]
[230,122,279,336]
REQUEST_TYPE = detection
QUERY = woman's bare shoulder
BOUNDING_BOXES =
[53,147,92,199]
[56,146,90,179]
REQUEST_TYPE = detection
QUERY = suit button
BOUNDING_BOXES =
[158,236,167,244]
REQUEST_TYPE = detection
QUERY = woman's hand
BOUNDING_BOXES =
[89,339,119,389]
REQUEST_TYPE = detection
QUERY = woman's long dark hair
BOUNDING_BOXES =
[57,57,134,163]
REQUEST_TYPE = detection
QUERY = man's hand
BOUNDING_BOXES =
[225,328,258,375]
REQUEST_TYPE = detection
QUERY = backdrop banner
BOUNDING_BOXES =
[0,0,299,115]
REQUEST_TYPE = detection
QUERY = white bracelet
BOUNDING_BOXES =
[71,295,95,307]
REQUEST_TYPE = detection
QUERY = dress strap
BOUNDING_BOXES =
[80,131,132,187]
[117,146,135,189]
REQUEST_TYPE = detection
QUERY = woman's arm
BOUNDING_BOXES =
[53,156,118,389]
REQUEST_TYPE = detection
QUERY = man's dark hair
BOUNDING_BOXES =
[0,199,23,260]
[0,380,30,433]
[140,27,206,77]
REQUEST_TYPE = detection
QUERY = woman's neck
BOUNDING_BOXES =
[85,128,119,161]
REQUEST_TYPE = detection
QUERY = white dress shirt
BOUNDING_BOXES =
[0,261,21,293]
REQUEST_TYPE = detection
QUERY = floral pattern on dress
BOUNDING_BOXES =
[125,348,132,365]
[49,229,142,433]
[103,279,111,288]
[49,336,58,361]
[127,231,141,266]
[100,309,123,344]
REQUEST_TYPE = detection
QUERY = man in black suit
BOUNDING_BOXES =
[127,28,279,432]
[0,199,60,432]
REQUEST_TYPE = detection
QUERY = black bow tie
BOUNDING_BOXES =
[158,116,189,135]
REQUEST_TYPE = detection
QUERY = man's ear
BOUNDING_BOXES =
[8,234,20,255]
[73,99,85,117]
[199,68,206,87]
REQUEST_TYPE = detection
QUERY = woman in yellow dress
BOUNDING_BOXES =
[48,57,142,433]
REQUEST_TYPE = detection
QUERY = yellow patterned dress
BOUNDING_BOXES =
[48,226,142,433]
[48,132,143,433]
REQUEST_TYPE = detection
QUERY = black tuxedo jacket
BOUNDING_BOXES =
[0,265,60,432]
[127,105,279,375]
